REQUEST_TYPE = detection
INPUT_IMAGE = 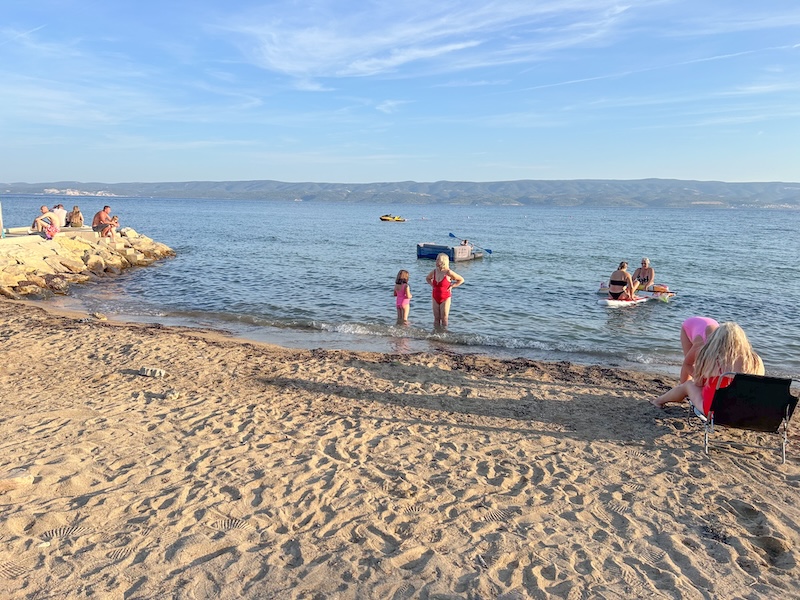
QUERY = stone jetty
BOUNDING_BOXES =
[0,227,174,299]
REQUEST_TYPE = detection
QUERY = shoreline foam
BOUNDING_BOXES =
[1,298,799,598]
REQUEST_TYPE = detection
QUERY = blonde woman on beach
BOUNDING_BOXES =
[394,269,412,326]
[651,322,764,414]
[426,253,464,330]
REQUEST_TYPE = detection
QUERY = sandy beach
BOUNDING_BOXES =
[1,299,799,599]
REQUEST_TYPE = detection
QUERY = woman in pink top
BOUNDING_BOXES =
[680,316,719,382]
[652,322,764,413]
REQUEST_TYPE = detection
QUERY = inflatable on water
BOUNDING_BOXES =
[597,282,675,299]
[597,296,651,308]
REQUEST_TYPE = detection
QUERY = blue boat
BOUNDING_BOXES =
[416,243,484,262]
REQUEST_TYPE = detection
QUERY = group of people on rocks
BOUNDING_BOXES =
[31,204,120,240]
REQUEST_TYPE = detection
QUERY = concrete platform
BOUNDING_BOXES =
[1,226,100,245]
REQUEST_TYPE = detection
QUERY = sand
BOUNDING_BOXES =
[1,299,799,599]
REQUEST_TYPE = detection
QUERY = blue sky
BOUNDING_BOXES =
[2,1,799,184]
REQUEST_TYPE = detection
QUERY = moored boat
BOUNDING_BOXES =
[416,243,484,262]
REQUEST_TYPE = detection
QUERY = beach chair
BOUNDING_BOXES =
[689,373,799,463]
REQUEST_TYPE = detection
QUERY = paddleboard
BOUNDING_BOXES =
[597,282,675,299]
[597,296,650,307]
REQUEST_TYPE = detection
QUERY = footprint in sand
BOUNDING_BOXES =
[727,498,796,570]
[209,518,252,532]
[0,561,26,579]
[41,525,93,540]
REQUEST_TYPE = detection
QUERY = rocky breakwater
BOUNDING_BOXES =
[0,228,174,299]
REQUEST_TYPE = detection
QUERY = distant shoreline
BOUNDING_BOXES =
[3,177,800,208]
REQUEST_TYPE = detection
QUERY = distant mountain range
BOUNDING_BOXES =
[3,178,799,208]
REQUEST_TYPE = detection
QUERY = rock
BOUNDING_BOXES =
[55,256,88,274]
[85,254,106,274]
[43,255,72,274]
[0,271,23,287]
[24,274,48,288]
[91,312,108,321]
[0,286,21,300]
[63,273,91,284]
[43,274,70,295]
[15,283,49,297]
[139,367,165,378]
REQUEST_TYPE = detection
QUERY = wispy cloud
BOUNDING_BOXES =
[375,100,412,114]
[219,1,634,79]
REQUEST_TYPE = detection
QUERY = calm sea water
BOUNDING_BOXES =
[2,196,798,378]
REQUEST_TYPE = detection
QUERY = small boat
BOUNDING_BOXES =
[416,243,484,262]
[380,214,406,222]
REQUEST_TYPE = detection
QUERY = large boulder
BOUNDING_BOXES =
[43,274,70,295]
[84,254,106,275]
[0,286,21,300]
[15,282,50,298]
[0,271,23,287]
[55,256,87,274]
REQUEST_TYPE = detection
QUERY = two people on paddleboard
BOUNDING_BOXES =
[607,258,655,300]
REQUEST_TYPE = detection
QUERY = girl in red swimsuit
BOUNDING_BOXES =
[425,253,464,330]
[651,322,764,413]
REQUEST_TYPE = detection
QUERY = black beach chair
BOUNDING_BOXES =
[689,373,799,463]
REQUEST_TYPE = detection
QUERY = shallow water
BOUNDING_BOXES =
[3,196,798,378]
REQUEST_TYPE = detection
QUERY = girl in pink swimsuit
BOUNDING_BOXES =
[425,253,464,330]
[394,270,412,325]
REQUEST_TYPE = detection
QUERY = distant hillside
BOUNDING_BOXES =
[2,178,799,208]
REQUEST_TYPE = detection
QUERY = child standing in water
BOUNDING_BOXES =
[394,270,412,325]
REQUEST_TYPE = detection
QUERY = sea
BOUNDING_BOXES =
[2,195,798,379]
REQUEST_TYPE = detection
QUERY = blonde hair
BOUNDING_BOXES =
[436,253,450,270]
[695,322,763,380]
[641,257,650,266]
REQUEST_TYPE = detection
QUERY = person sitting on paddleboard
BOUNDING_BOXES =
[631,257,655,294]
[607,261,635,300]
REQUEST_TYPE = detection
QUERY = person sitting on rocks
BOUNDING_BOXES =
[92,205,114,236]
[101,216,120,240]
[66,205,84,227]
[32,206,60,239]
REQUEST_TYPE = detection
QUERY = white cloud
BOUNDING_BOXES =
[375,100,412,114]
[220,0,636,79]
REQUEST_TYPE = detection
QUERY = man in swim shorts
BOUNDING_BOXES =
[92,205,113,234]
